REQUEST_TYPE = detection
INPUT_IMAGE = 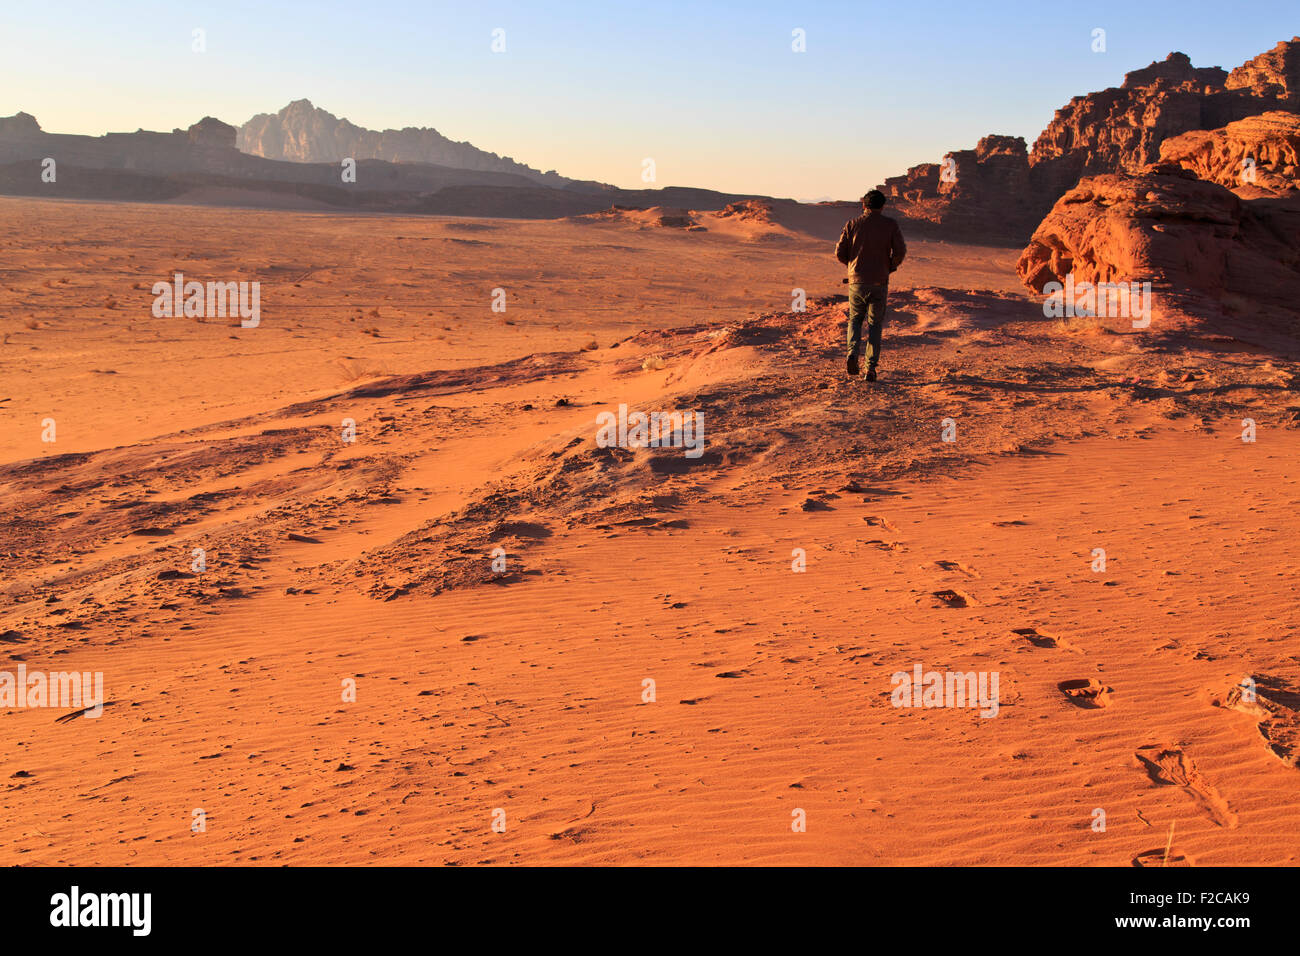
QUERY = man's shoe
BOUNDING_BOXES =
[865,366,877,382]
[846,354,860,376]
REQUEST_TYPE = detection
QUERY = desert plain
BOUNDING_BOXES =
[0,191,1297,866]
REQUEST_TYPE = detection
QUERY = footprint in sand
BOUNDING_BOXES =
[1132,847,1194,867]
[1213,675,1300,770]
[864,538,906,552]
[863,515,898,532]
[932,588,975,608]
[1135,745,1238,828]
[1014,627,1074,650]
[1057,678,1111,707]
[934,559,979,577]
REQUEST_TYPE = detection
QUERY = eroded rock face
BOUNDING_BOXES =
[1016,166,1300,324]
[880,161,938,205]
[716,199,776,222]
[875,38,1300,244]
[878,135,1042,242]
[1025,49,1289,200]
[1122,51,1228,90]
[941,135,1032,200]
[1226,37,1300,102]
[1158,111,1300,197]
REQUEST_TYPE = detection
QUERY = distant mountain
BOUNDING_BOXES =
[0,109,769,219]
[0,111,42,138]
[238,99,572,187]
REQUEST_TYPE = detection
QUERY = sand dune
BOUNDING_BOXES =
[573,199,859,242]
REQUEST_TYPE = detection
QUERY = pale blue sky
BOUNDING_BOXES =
[2,1,1295,199]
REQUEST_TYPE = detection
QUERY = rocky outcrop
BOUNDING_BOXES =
[185,116,237,149]
[1158,110,1300,197]
[1226,37,1300,102]
[875,38,1300,244]
[878,135,1044,242]
[1121,51,1228,90]
[1016,165,1300,333]
[880,161,939,204]
[716,199,777,223]
[1025,50,1291,200]
[238,99,570,186]
[883,135,1031,202]
[0,112,41,138]
[1018,166,1237,293]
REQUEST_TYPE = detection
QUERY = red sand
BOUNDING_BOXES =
[1,196,1297,865]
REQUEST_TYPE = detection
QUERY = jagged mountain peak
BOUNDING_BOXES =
[237,100,567,185]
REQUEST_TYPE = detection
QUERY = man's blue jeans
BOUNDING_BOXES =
[847,282,887,369]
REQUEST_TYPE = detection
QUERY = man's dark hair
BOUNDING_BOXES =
[862,190,887,210]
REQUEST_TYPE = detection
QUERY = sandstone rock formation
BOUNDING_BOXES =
[879,135,1043,242]
[882,160,938,205]
[1016,165,1300,338]
[877,38,1300,244]
[1158,111,1300,197]
[238,99,571,186]
[1018,42,1300,331]
[1226,37,1300,102]
[715,199,777,223]
[1026,49,1294,200]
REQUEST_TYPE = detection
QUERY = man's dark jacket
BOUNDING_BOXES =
[835,210,907,286]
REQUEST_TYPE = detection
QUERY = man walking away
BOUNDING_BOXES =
[835,189,906,381]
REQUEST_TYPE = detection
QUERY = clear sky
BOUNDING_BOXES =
[2,1,1295,200]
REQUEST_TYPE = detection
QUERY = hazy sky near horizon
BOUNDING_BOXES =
[3,1,1296,199]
